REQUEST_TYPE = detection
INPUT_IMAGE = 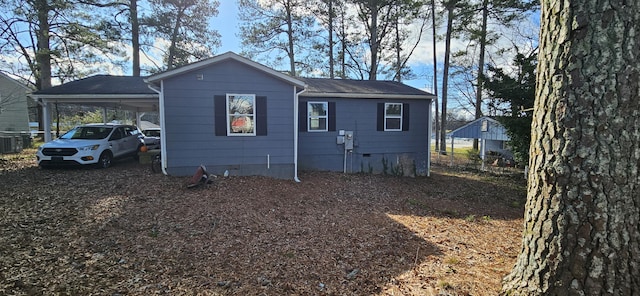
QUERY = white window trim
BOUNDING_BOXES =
[226,93,256,136]
[384,102,403,131]
[307,101,328,132]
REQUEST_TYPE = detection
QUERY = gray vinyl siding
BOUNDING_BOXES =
[0,76,30,133]
[161,59,296,178]
[298,97,431,175]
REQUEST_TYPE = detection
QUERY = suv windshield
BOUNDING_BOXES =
[60,126,113,140]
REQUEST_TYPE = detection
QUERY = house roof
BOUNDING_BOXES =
[0,72,32,92]
[448,116,509,140]
[299,77,434,99]
[146,51,306,88]
[27,52,434,110]
[31,75,156,97]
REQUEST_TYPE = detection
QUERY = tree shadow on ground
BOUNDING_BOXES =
[0,157,523,295]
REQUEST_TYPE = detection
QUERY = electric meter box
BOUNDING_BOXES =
[344,131,354,150]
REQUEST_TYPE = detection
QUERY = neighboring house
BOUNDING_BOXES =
[448,116,512,167]
[31,52,435,179]
[0,72,31,153]
[0,72,31,133]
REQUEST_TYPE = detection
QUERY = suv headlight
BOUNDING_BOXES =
[78,144,100,151]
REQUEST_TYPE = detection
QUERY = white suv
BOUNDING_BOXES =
[36,123,144,168]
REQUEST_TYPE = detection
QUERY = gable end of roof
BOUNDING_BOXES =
[145,52,306,88]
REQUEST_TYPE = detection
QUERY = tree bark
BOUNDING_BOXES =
[432,0,439,151]
[439,0,456,155]
[285,0,296,77]
[502,0,640,294]
[472,0,488,150]
[130,0,141,77]
[368,4,379,80]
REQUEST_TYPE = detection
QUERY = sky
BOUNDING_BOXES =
[210,2,440,92]
[0,0,538,119]
[208,2,540,118]
[216,1,242,53]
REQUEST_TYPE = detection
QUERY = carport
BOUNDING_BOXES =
[30,75,159,142]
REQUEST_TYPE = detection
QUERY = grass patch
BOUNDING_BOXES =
[444,256,460,265]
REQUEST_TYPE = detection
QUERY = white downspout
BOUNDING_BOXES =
[147,82,167,175]
[294,86,307,183]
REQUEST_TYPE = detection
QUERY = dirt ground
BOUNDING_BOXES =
[0,149,526,295]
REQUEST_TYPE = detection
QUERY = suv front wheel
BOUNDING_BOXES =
[97,151,113,169]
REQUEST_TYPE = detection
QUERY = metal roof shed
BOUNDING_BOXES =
[447,116,510,169]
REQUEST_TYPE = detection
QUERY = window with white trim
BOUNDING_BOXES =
[227,94,255,136]
[308,101,328,132]
[384,103,402,131]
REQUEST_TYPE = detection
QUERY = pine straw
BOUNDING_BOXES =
[1,149,525,295]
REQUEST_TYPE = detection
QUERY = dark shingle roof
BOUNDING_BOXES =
[31,74,433,99]
[299,77,433,98]
[32,75,155,95]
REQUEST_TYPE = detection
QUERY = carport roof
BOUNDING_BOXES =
[32,75,156,96]
[29,75,159,111]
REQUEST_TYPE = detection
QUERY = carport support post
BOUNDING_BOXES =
[481,138,486,171]
[102,107,108,124]
[450,136,454,166]
[43,102,52,142]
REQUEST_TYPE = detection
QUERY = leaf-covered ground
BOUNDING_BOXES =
[1,149,526,295]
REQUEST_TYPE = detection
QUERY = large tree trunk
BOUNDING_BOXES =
[472,0,488,151]
[431,0,439,151]
[130,0,141,77]
[35,0,52,134]
[368,5,379,80]
[502,0,640,294]
[285,0,296,77]
[439,1,455,155]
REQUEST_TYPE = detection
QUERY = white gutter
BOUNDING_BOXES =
[293,86,307,183]
[147,82,168,175]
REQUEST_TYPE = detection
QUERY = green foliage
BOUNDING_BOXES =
[382,156,403,176]
[466,149,481,163]
[483,51,537,166]
[382,156,389,175]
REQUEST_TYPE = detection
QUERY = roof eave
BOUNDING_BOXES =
[31,94,159,100]
[301,92,434,100]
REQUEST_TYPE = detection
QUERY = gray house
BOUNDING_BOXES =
[0,72,31,133]
[146,52,306,179]
[298,78,433,176]
[31,52,434,179]
[146,52,434,179]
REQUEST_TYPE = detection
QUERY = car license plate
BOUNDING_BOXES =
[52,156,63,162]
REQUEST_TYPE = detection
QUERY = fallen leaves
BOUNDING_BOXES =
[1,149,526,295]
